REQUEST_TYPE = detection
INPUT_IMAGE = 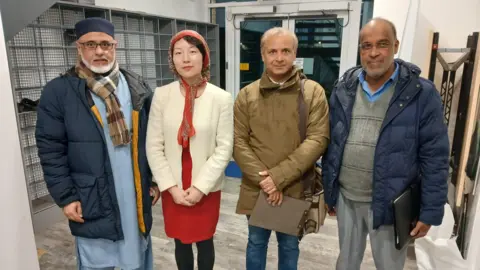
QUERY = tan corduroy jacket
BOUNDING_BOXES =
[234,68,330,215]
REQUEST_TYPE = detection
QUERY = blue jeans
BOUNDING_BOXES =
[246,224,300,270]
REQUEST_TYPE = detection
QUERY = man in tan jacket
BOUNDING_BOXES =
[233,27,330,270]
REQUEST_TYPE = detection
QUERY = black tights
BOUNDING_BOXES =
[174,238,215,270]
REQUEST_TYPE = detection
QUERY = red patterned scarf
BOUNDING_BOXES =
[169,30,211,148]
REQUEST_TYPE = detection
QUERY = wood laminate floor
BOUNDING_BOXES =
[35,177,418,269]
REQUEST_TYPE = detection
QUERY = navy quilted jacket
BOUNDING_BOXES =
[35,68,154,241]
[322,59,450,229]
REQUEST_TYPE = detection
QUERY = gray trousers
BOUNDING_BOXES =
[336,192,408,270]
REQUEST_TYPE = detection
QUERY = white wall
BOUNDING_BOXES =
[374,0,480,74]
[412,0,480,77]
[95,0,209,23]
[372,0,421,62]
[374,0,480,269]
[0,11,40,270]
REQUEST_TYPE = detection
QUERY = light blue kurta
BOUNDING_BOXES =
[76,73,153,270]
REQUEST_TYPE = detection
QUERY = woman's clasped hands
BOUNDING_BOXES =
[168,185,205,206]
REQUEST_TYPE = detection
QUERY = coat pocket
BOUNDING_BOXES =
[72,173,104,220]
[237,185,261,213]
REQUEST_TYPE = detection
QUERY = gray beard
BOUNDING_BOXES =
[82,58,115,74]
[79,52,116,74]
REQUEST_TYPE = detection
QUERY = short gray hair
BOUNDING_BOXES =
[260,27,298,52]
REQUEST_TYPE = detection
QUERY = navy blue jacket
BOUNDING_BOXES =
[322,59,450,229]
[35,68,154,241]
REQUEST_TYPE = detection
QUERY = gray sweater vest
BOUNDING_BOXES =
[338,82,395,202]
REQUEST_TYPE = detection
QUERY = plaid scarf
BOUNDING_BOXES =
[168,30,211,148]
[75,58,131,146]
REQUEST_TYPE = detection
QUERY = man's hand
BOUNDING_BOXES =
[267,191,283,206]
[326,204,336,216]
[150,186,161,206]
[63,201,84,223]
[259,171,277,194]
[168,186,193,207]
[185,186,205,205]
[410,221,431,239]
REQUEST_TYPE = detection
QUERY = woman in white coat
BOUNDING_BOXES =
[145,30,233,270]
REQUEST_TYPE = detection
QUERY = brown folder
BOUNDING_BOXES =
[248,192,312,236]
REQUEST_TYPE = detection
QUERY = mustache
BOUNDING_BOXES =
[78,52,110,62]
[92,57,109,61]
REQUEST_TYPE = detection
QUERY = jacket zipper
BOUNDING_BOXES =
[371,77,413,227]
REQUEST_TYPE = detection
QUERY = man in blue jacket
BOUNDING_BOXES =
[322,18,449,270]
[35,18,160,269]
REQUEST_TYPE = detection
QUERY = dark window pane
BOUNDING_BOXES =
[239,20,282,89]
[295,19,343,99]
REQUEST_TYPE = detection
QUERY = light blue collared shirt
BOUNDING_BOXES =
[358,63,399,102]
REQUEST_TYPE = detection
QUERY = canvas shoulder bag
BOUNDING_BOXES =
[298,79,328,236]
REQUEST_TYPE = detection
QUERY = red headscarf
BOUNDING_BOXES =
[169,30,210,148]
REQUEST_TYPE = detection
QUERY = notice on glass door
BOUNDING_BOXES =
[294,58,314,75]
[240,63,250,71]
[294,58,304,70]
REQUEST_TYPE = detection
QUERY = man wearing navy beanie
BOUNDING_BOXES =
[35,17,159,269]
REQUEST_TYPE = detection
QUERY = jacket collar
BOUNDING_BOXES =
[334,59,424,136]
[339,59,422,97]
[259,67,305,94]
[119,68,151,110]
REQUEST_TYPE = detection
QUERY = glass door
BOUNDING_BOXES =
[290,18,344,98]
[225,1,361,98]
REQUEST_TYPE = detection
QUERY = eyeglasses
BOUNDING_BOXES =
[79,41,117,51]
[358,41,391,51]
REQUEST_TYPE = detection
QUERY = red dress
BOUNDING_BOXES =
[161,142,221,244]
